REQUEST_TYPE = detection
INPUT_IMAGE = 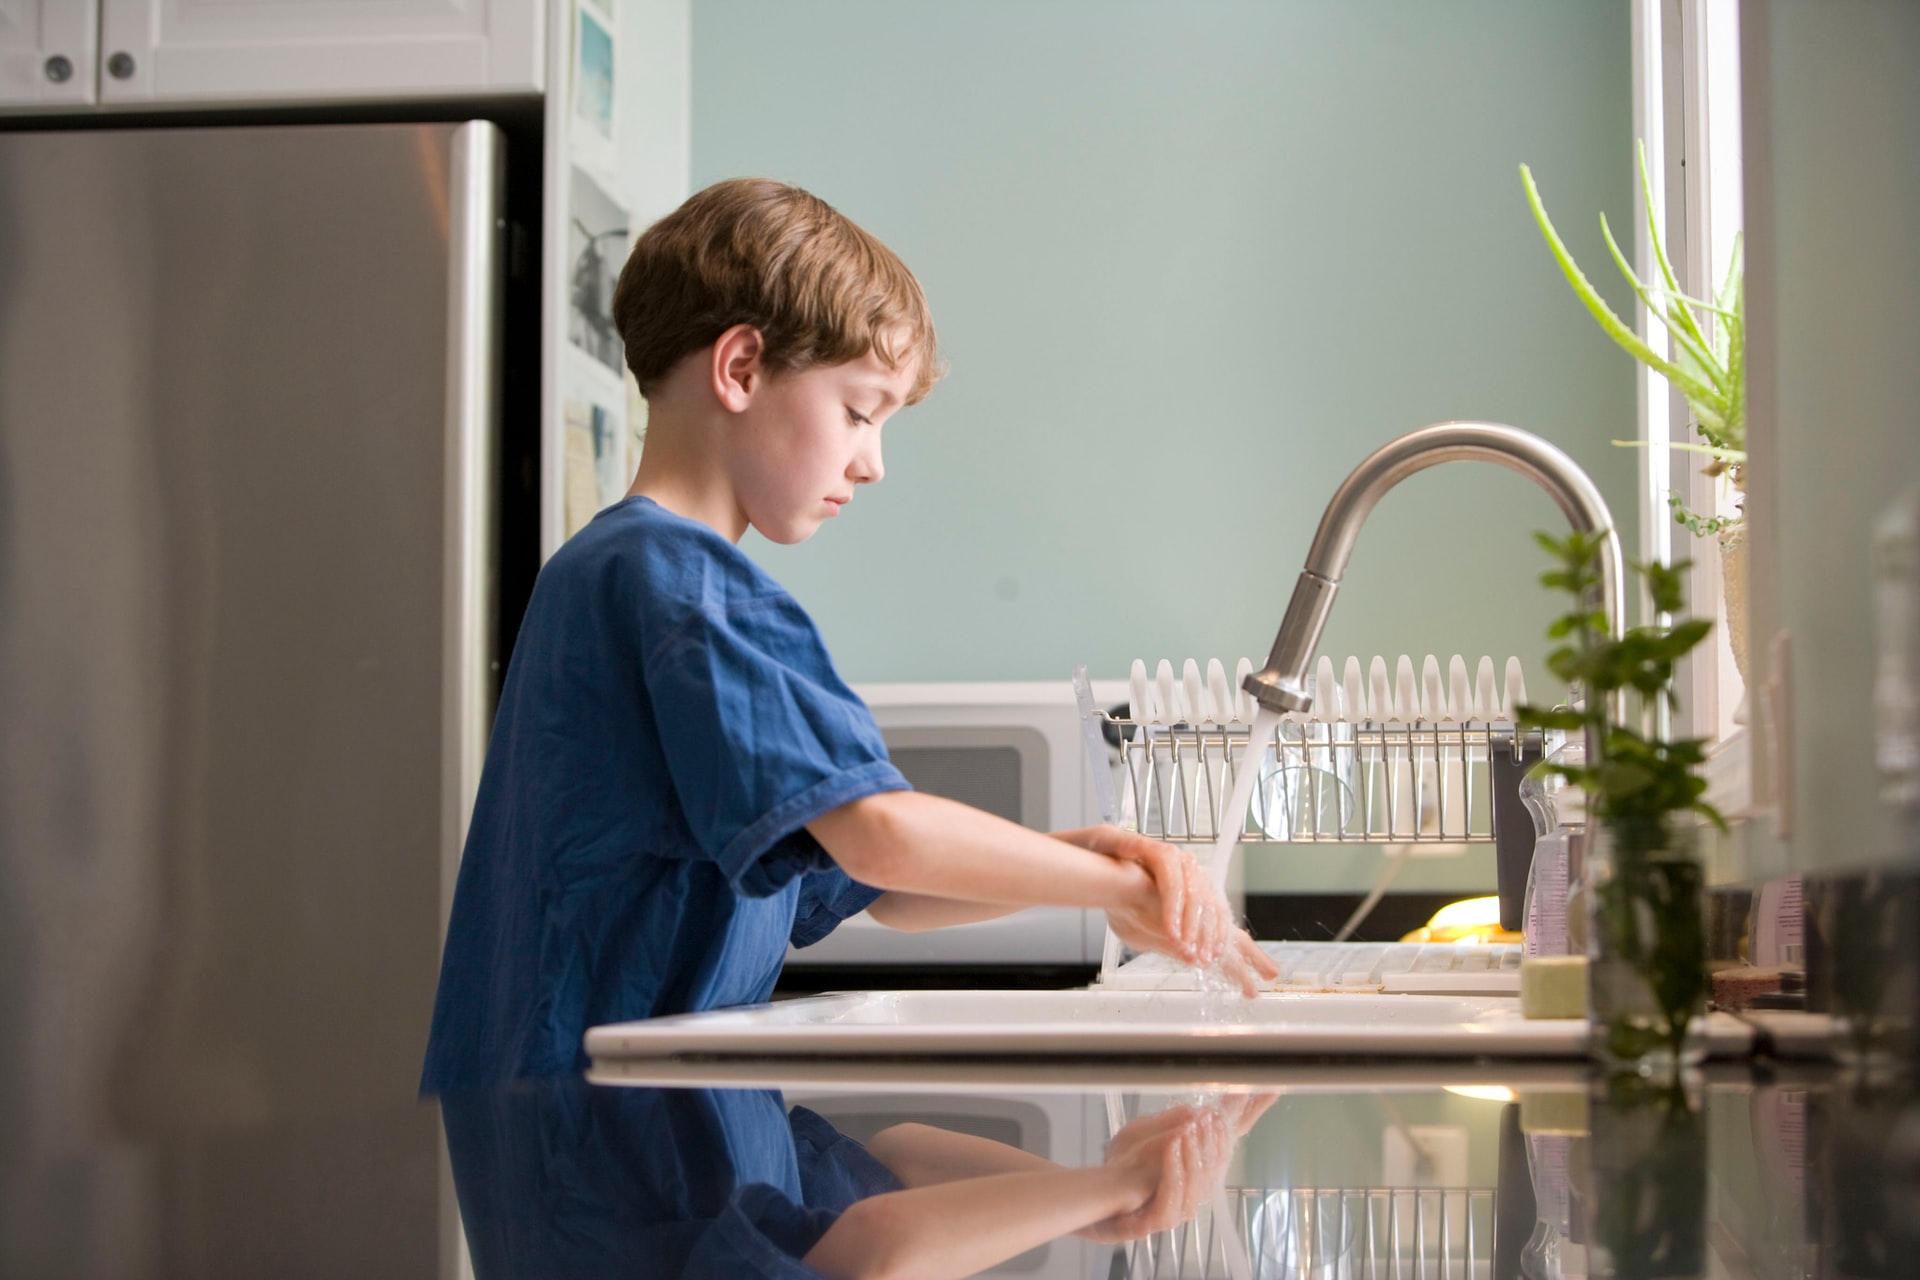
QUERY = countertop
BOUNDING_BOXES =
[440,1058,1912,1279]
[10,1054,1917,1277]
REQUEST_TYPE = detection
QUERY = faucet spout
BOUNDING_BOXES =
[1243,422,1624,719]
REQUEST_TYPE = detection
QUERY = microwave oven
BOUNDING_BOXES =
[784,679,1128,971]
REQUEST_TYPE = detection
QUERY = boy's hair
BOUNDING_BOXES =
[613,178,942,405]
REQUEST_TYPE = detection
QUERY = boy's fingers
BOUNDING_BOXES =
[1240,930,1280,978]
[1144,840,1211,960]
[1220,949,1258,998]
[1196,872,1231,965]
[1180,861,1207,960]
[1209,932,1273,997]
[1160,853,1196,960]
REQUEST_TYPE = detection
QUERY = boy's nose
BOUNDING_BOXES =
[852,440,883,484]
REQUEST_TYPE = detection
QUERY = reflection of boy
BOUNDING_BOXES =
[420,178,1272,1092]
[441,1081,901,1278]
[442,1079,1276,1278]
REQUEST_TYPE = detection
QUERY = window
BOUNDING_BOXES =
[1635,0,1746,748]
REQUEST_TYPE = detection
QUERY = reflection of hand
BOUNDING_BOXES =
[1216,1090,1280,1139]
[1085,1104,1232,1243]
[1102,834,1230,966]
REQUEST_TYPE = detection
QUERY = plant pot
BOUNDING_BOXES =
[1717,522,1749,681]
[1586,825,1709,1073]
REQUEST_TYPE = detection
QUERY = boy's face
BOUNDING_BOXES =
[725,344,917,545]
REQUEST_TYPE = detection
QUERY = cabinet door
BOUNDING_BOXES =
[0,0,97,107]
[96,0,542,105]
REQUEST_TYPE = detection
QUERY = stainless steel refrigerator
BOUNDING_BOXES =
[0,119,537,1278]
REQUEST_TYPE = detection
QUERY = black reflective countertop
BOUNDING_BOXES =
[435,1061,1920,1280]
[26,1059,1904,1274]
[11,1057,1920,1278]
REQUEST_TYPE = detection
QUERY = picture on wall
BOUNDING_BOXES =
[573,4,616,149]
[567,166,630,375]
[563,395,629,538]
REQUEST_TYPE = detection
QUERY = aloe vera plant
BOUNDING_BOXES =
[1520,143,1745,536]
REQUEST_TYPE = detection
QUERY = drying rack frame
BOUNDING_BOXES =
[1094,710,1541,847]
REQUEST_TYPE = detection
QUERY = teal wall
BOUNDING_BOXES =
[690,0,1637,707]
[1743,1,1920,874]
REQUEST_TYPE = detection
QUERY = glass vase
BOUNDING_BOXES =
[1584,824,1708,1073]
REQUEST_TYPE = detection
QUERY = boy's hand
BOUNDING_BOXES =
[1100,835,1229,967]
[1105,825,1282,990]
[1097,832,1278,993]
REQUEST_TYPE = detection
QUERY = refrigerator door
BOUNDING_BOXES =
[0,121,500,1276]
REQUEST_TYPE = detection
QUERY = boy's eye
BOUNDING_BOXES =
[846,407,872,426]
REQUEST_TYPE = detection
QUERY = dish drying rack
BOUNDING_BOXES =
[1120,1183,1500,1280]
[1077,655,1545,847]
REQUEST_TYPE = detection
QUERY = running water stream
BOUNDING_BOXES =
[1210,705,1281,896]
[1191,705,1282,1012]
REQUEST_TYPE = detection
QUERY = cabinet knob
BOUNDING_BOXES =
[43,55,73,84]
[107,52,136,81]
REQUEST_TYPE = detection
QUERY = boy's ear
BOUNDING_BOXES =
[711,324,767,412]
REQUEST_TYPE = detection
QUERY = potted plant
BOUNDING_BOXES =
[1520,530,1725,1070]
[1520,145,1749,677]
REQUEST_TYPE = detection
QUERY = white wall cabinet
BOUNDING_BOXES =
[0,0,542,111]
[0,1,98,107]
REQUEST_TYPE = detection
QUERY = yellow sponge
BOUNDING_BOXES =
[1520,1089,1590,1135]
[1519,955,1589,1019]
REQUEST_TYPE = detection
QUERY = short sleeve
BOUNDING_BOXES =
[789,858,885,949]
[647,593,909,896]
[680,1184,838,1280]
[788,1105,904,1211]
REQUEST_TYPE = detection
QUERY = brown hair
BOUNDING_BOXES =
[612,178,942,404]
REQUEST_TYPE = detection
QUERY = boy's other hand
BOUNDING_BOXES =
[1085,830,1279,994]
[1098,833,1231,968]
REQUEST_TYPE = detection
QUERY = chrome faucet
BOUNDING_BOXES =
[1242,422,1624,721]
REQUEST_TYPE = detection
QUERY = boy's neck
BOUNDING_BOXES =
[627,402,749,543]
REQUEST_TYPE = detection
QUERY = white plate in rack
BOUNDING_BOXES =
[583,989,1758,1063]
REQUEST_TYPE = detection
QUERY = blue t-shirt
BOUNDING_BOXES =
[421,497,909,1092]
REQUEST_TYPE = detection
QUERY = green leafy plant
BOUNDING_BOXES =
[1520,143,1745,535]
[1518,529,1724,1064]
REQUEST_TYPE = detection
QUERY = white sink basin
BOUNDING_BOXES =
[584,988,1672,1063]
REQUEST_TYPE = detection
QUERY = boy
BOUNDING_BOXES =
[421,179,1272,1092]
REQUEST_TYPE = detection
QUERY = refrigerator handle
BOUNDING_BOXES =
[442,121,505,934]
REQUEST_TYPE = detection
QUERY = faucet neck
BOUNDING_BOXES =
[1245,422,1624,724]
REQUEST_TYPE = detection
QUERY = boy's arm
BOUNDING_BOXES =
[862,824,1209,932]
[806,791,1237,970]
[864,891,1022,932]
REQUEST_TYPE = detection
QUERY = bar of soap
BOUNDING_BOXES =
[1519,955,1589,1019]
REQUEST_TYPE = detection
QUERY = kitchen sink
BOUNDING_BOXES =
[583,989,1757,1064]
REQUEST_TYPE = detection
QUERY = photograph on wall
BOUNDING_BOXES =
[572,3,617,168]
[567,166,630,375]
[563,395,629,538]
